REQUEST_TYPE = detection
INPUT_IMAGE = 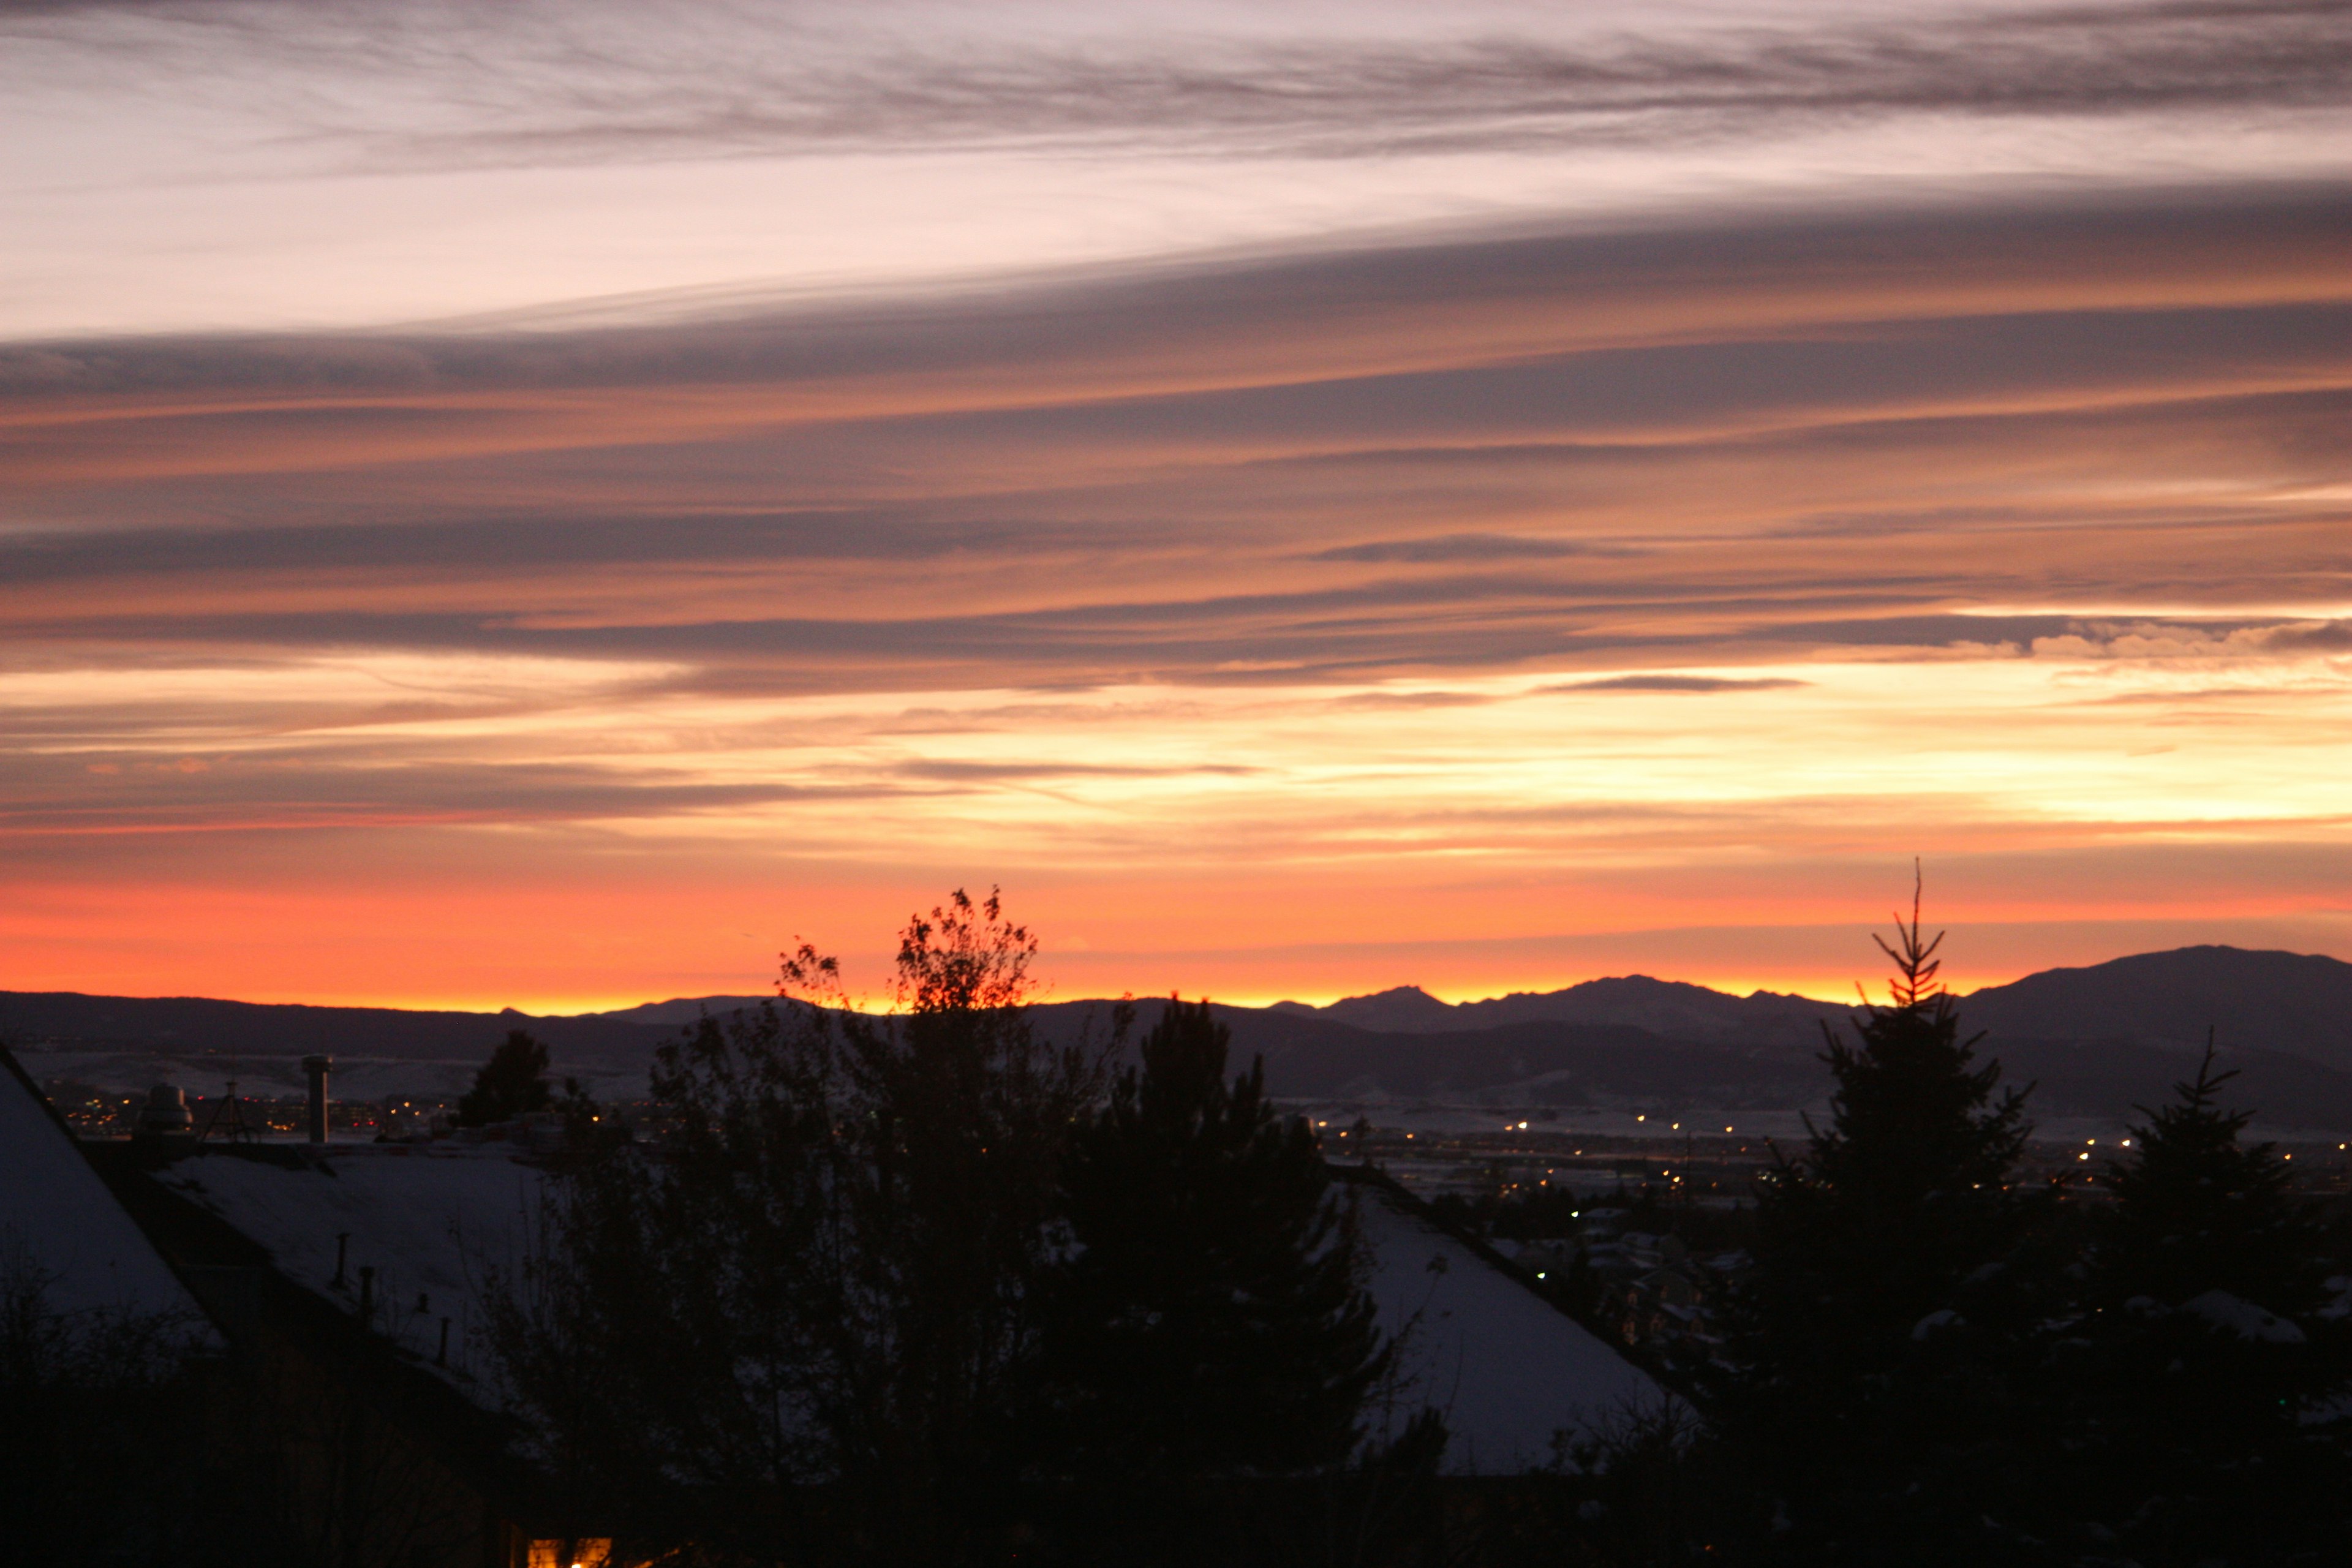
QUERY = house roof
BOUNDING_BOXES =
[0,1047,216,1337]
[1338,1167,1668,1474]
[151,1139,1667,1476]
[148,1140,543,1398]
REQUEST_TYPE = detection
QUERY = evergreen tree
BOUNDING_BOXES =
[457,1028,552,1126]
[1724,875,2043,1563]
[2052,1043,2351,1564]
[1036,997,1389,1482]
[2096,1038,2331,1315]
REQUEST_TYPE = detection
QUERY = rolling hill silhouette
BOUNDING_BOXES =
[8,946,2351,1128]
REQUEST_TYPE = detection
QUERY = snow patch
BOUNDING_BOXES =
[2179,1290,2305,1344]
[1911,1309,1966,1341]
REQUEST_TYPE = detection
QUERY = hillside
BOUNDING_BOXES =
[10,945,2352,1128]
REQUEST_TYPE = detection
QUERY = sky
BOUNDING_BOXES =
[3,0,2350,1011]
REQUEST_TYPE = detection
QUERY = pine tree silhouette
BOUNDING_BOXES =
[1725,869,2042,1564]
[2052,1037,2352,1563]
[1037,996,1389,1481]
[1790,875,2031,1287]
[2098,1034,2331,1315]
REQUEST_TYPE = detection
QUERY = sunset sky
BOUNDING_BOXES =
[4,0,2350,1011]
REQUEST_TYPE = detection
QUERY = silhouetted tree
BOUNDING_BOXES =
[456,1030,551,1126]
[486,889,1122,1566]
[0,1255,224,1568]
[1722,874,2043,1564]
[1036,997,1389,1484]
[2097,1038,2332,1314]
[2048,1043,2352,1564]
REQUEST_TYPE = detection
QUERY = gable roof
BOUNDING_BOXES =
[153,1137,1667,1477]
[0,1047,215,1335]
[1336,1166,1669,1473]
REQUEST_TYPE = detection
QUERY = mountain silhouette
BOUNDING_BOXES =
[1276,974,1844,1044]
[1268,947,2352,1063]
[1957,946,2352,1065]
[9,946,2352,1128]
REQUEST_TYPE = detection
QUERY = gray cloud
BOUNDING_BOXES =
[6,182,2343,400]
[8,0,2346,171]
[0,753,889,836]
[1313,534,1608,564]
[0,186,2345,707]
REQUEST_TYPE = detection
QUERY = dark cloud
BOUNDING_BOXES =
[7,182,2345,401]
[0,753,891,836]
[1313,535,1608,564]
[9,1,2345,170]
[0,186,2345,707]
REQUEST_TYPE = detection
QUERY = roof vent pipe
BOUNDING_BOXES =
[301,1055,333,1144]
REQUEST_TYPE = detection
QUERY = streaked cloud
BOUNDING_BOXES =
[8,0,2346,170]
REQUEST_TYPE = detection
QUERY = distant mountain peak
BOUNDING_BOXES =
[1958,944,2352,1058]
[1284,971,1847,1040]
[1317,986,1461,1032]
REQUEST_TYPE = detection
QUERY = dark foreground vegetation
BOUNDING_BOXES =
[11,885,2352,1568]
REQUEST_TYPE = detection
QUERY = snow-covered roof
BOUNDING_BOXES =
[0,1050,215,1336]
[154,1143,545,1395]
[1349,1177,1668,1474]
[157,1140,1666,1473]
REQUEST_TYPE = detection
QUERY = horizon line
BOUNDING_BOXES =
[3,938,2326,1022]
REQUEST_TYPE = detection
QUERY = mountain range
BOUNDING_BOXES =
[9,945,2352,1130]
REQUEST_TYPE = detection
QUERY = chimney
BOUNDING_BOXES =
[136,1082,194,1139]
[301,1055,333,1144]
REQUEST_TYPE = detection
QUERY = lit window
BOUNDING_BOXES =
[526,1542,611,1568]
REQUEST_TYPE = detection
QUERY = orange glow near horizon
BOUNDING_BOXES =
[10,868,2351,1017]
